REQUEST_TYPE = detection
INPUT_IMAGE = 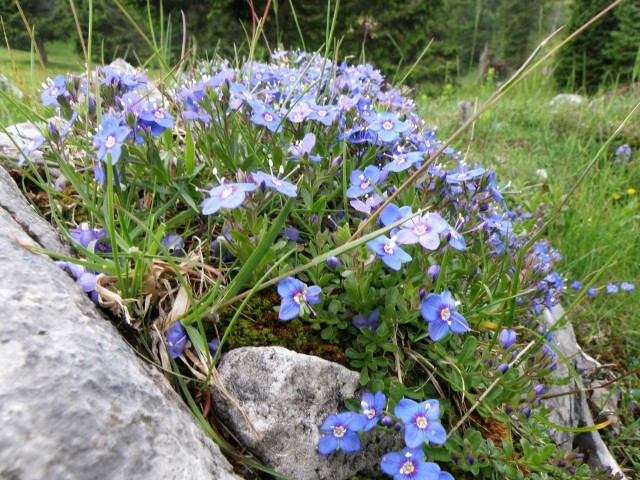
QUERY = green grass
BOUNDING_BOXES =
[419,73,640,469]
[0,40,84,125]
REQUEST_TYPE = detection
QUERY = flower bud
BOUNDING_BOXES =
[326,256,341,269]
[381,416,392,427]
[497,363,509,374]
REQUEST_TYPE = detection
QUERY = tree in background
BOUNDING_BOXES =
[606,0,640,85]
[553,0,619,92]
[0,0,71,63]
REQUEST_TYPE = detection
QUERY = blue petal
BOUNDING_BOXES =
[404,423,427,448]
[438,472,455,480]
[382,254,402,271]
[421,295,442,322]
[339,433,361,453]
[395,398,419,423]
[428,320,449,341]
[396,229,419,245]
[366,236,387,255]
[306,285,322,304]
[201,197,222,215]
[416,462,442,480]
[426,422,447,445]
[344,413,367,431]
[277,277,304,298]
[394,247,412,263]
[450,312,469,333]
[424,400,440,420]
[380,204,402,226]
[380,452,404,475]
[278,298,300,321]
[318,435,338,455]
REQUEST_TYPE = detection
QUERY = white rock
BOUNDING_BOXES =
[212,346,402,480]
[0,166,242,480]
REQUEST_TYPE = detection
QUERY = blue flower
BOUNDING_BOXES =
[139,104,174,136]
[606,283,619,294]
[166,321,187,359]
[368,112,412,143]
[367,235,412,271]
[360,391,385,431]
[70,223,105,248]
[252,170,298,197]
[92,114,131,164]
[307,104,339,126]
[41,75,68,107]
[161,234,185,256]
[201,180,257,215]
[318,412,367,455]
[395,212,447,250]
[421,291,469,341]
[288,132,321,162]
[277,277,322,321]
[347,165,381,198]
[394,398,447,447]
[353,309,380,332]
[249,102,282,132]
[380,447,441,480]
[621,282,635,292]
[383,151,423,173]
[350,193,384,214]
[498,329,517,349]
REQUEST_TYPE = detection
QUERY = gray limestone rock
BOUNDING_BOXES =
[549,93,587,107]
[0,166,241,480]
[541,306,624,478]
[0,74,24,99]
[212,346,402,480]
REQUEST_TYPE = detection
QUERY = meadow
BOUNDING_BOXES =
[1,33,639,476]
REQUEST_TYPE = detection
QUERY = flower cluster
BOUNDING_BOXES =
[33,49,603,479]
[318,392,454,479]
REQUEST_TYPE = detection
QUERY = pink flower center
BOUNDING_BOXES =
[382,120,394,131]
[318,109,327,117]
[400,460,416,475]
[364,407,376,419]
[359,174,370,190]
[154,110,165,119]
[414,224,427,235]
[264,113,274,123]
[221,185,235,199]
[105,134,116,149]
[440,307,451,322]
[333,425,346,438]
[293,290,306,305]
[415,414,428,429]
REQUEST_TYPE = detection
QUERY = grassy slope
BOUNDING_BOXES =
[419,74,640,470]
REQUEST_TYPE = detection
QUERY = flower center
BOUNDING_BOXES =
[318,109,327,117]
[154,110,165,119]
[440,307,451,322]
[264,113,274,123]
[221,185,235,199]
[358,174,370,190]
[400,460,416,475]
[415,414,428,429]
[364,407,376,419]
[414,224,427,235]
[293,290,306,305]
[50,87,59,96]
[333,425,346,438]
[382,120,394,131]
[105,134,116,149]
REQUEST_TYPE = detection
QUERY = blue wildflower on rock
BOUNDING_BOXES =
[277,277,322,321]
[380,447,442,480]
[201,175,257,215]
[394,398,447,448]
[360,391,386,431]
[347,165,381,198]
[166,321,188,359]
[318,412,367,455]
[92,114,131,164]
[367,235,412,271]
[421,291,469,341]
